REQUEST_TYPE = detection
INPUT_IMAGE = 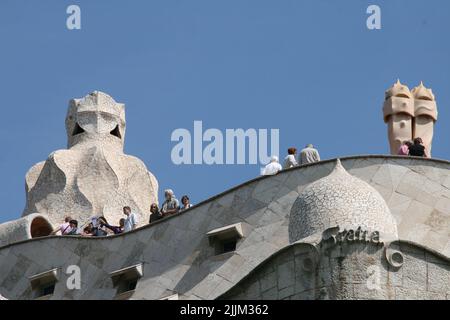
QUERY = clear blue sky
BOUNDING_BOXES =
[0,0,449,223]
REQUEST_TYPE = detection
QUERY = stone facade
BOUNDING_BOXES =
[220,240,450,300]
[0,156,449,300]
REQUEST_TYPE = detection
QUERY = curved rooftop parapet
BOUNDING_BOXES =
[0,155,449,300]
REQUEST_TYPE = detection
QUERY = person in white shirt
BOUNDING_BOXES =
[283,147,298,169]
[161,189,180,216]
[51,216,72,235]
[299,144,321,165]
[262,156,283,175]
[123,206,138,232]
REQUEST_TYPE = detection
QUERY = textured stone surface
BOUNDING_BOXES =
[289,160,398,243]
[22,92,158,226]
[383,80,437,156]
[220,241,450,300]
[0,156,448,300]
[0,214,53,247]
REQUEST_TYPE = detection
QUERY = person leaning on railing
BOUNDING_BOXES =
[160,189,180,217]
[149,203,163,223]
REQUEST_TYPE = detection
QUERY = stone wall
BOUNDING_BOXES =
[0,156,449,299]
[219,241,450,300]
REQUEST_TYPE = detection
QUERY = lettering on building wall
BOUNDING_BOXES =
[322,226,383,247]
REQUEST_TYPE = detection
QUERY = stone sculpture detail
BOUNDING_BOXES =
[383,80,438,156]
[289,159,398,243]
[22,91,158,226]
[0,214,53,247]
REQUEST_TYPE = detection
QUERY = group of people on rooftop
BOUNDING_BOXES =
[262,144,321,175]
[50,139,429,236]
[262,137,428,177]
[51,189,194,237]
[149,189,193,223]
[397,137,429,157]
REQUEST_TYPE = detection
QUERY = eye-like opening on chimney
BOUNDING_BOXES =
[72,123,85,136]
[417,96,433,101]
[395,93,410,99]
[110,125,122,139]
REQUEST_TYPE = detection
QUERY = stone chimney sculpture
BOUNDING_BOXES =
[383,80,438,156]
[22,91,159,226]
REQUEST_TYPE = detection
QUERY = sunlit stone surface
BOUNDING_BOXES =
[22,91,158,226]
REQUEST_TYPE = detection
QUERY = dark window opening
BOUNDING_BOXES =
[116,277,139,296]
[214,238,238,255]
[208,224,243,256]
[110,264,143,300]
[110,125,122,139]
[72,123,85,136]
[126,280,137,292]
[40,283,55,297]
[33,281,56,299]
[222,240,237,253]
[30,269,58,300]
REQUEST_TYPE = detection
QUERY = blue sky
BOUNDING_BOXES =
[0,0,449,223]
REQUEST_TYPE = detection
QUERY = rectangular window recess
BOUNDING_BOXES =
[206,222,244,243]
[29,268,58,291]
[110,263,143,299]
[109,263,143,287]
[29,268,58,299]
